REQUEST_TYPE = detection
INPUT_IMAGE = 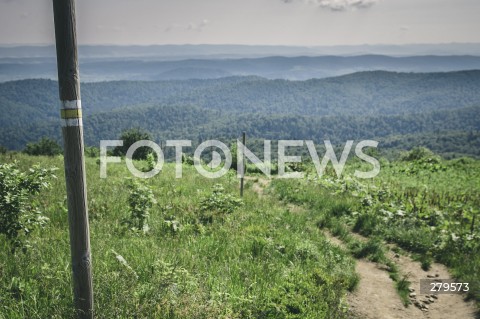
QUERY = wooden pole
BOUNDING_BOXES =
[240,132,246,197]
[471,211,476,235]
[210,136,214,169]
[52,1,93,318]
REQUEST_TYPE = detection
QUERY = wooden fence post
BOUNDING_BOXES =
[240,132,246,197]
[52,1,94,318]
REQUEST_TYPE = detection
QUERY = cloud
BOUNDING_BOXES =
[166,19,210,33]
[285,0,380,11]
[187,19,210,32]
[314,0,379,11]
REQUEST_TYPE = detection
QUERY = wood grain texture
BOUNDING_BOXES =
[53,0,80,101]
[53,1,93,318]
[240,131,246,197]
[62,126,93,318]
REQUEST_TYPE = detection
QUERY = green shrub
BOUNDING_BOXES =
[0,162,56,252]
[84,146,100,158]
[199,184,243,223]
[23,137,62,156]
[123,179,156,233]
[181,153,195,165]
[145,152,157,172]
[113,128,152,160]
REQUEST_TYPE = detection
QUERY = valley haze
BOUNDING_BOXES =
[2,43,480,82]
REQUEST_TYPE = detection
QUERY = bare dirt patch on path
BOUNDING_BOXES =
[388,250,477,319]
[327,230,477,319]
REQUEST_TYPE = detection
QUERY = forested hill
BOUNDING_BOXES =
[1,70,480,157]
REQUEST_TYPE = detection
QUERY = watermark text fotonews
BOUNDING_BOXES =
[100,139,380,179]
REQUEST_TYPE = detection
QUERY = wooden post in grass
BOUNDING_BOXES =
[52,1,94,318]
[240,131,246,197]
[210,136,214,169]
[471,211,476,235]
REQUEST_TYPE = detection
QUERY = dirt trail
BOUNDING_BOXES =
[338,230,476,319]
[387,250,477,319]
[323,233,419,318]
[246,177,478,319]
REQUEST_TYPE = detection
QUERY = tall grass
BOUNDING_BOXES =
[0,153,357,318]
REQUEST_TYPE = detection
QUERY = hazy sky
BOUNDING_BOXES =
[0,0,479,46]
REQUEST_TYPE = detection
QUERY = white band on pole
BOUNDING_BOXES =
[60,100,83,126]
[61,99,82,109]
[62,118,83,127]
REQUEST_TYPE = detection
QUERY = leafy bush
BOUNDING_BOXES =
[0,145,7,154]
[123,179,156,233]
[199,184,243,223]
[84,146,100,158]
[181,153,194,165]
[144,152,157,173]
[0,162,56,252]
[23,137,62,156]
[113,128,152,160]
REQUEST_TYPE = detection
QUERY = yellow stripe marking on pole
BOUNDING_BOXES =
[61,108,82,119]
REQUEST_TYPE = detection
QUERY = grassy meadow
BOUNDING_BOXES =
[0,148,479,318]
[0,153,360,319]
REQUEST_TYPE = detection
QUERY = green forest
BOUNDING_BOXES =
[1,70,480,158]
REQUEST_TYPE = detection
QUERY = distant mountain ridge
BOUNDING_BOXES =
[0,70,479,157]
[2,54,480,82]
[2,43,480,59]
